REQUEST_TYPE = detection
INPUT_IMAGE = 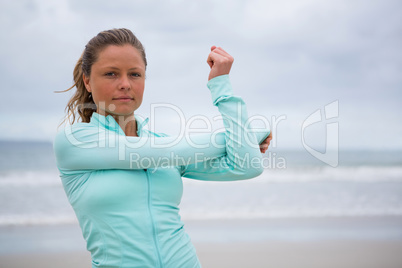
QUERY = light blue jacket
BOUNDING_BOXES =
[54,75,270,268]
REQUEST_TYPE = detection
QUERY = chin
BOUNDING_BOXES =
[102,106,138,118]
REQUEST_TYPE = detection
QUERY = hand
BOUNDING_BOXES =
[260,132,272,154]
[207,46,234,81]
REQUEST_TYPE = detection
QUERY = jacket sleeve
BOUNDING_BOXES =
[54,124,228,173]
[179,75,268,181]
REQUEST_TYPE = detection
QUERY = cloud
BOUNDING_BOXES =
[0,0,401,149]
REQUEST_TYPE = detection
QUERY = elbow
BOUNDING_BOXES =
[246,151,265,179]
[242,164,264,180]
[229,157,264,180]
[226,149,264,181]
[246,151,264,178]
[249,164,264,178]
[231,166,263,181]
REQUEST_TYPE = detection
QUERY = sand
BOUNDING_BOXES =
[1,240,402,268]
[1,217,402,268]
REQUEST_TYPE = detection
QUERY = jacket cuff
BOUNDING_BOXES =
[207,75,234,106]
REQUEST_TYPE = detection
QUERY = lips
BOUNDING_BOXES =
[113,96,134,101]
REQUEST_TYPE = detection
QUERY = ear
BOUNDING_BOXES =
[83,73,91,92]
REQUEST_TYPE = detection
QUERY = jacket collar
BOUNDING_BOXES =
[90,112,149,136]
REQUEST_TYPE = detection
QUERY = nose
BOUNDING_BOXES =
[119,75,131,90]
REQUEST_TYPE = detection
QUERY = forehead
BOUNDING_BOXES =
[95,45,145,68]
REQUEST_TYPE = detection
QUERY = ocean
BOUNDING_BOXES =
[1,140,402,226]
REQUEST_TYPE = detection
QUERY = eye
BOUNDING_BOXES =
[104,72,116,77]
[130,72,141,77]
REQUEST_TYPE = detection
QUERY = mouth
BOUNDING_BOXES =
[113,97,134,101]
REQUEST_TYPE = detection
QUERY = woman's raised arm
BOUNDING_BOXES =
[54,47,268,178]
[179,74,268,181]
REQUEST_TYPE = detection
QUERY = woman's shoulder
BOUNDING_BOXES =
[53,122,98,149]
[56,122,96,137]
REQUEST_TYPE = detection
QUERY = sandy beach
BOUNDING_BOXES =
[1,216,402,268]
[2,240,402,268]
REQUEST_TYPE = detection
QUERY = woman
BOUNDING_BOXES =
[54,28,272,268]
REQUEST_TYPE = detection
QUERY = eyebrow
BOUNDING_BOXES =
[103,66,143,71]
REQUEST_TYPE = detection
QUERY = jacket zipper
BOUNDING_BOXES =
[145,169,163,267]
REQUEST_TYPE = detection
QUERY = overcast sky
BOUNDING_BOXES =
[0,0,401,150]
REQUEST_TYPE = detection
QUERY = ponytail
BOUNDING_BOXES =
[56,52,96,125]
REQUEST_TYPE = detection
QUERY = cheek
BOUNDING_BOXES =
[135,83,145,98]
[92,83,111,99]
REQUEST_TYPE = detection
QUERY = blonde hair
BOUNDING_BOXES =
[57,28,147,124]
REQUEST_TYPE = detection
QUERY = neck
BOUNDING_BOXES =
[117,114,138,137]
[96,110,139,136]
[104,113,138,136]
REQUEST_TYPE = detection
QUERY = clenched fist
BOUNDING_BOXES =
[207,46,234,81]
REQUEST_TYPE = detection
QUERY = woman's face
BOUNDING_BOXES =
[83,44,146,119]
